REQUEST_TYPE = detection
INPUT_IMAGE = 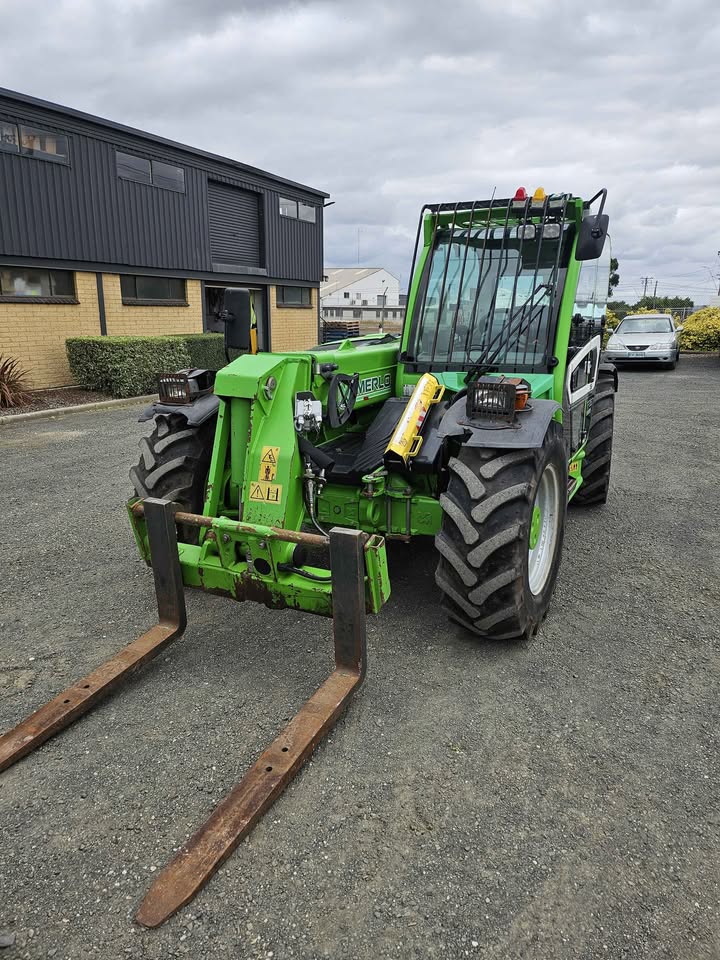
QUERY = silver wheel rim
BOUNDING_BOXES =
[528,462,562,596]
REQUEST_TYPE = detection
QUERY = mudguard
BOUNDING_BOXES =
[138,393,220,426]
[436,397,561,450]
[598,360,619,392]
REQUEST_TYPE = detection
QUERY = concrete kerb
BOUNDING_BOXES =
[0,394,157,426]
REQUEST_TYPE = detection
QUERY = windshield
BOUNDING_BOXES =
[409,229,567,371]
[617,316,673,335]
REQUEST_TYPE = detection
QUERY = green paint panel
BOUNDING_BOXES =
[128,189,608,625]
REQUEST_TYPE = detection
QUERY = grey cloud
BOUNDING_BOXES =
[1,0,719,299]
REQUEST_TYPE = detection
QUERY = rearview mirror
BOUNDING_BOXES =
[575,214,609,261]
[222,288,252,351]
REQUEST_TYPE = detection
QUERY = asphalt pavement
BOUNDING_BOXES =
[1,355,718,959]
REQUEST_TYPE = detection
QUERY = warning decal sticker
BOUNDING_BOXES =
[249,480,283,503]
[259,446,280,482]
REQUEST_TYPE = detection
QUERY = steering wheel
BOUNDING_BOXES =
[327,373,360,428]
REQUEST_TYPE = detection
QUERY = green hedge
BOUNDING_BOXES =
[66,334,225,398]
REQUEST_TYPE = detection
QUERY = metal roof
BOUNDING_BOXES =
[321,267,398,297]
[0,86,329,199]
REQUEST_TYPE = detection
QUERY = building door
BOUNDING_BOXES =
[203,284,268,351]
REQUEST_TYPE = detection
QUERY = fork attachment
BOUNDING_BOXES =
[0,500,369,930]
[0,498,186,773]
[135,524,367,927]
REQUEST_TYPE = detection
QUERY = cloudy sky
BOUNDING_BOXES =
[2,0,719,303]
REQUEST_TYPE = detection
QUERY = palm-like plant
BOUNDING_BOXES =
[0,355,32,408]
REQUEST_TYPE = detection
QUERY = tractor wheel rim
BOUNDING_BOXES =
[528,461,561,596]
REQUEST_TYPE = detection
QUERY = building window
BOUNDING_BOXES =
[279,197,317,222]
[18,125,70,164]
[377,295,386,307]
[117,151,151,184]
[116,152,185,192]
[152,160,185,192]
[352,309,362,319]
[298,202,316,223]
[0,267,75,301]
[120,275,187,304]
[277,286,311,307]
[343,292,350,299]
[0,122,70,163]
[0,121,19,153]
[279,197,298,218]
[375,310,381,319]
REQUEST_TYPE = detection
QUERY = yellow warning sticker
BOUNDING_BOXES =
[259,446,280,482]
[249,480,283,503]
[569,460,581,474]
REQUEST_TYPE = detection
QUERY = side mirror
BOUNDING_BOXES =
[221,288,252,351]
[676,324,684,332]
[575,214,609,261]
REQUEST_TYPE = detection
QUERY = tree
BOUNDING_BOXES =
[608,257,619,297]
[634,295,693,311]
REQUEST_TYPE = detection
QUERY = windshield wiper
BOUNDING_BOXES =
[464,282,551,382]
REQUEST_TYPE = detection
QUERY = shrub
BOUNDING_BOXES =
[0,355,32,408]
[603,308,619,346]
[677,307,720,353]
[66,334,224,398]
[180,333,226,371]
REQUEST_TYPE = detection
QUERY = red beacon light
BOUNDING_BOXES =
[512,187,528,202]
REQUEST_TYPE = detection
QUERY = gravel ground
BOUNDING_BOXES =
[1,355,718,959]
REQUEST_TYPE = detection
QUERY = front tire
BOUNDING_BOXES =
[435,424,567,641]
[130,413,216,542]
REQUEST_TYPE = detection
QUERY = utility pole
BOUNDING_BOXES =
[640,276,653,298]
[652,280,658,306]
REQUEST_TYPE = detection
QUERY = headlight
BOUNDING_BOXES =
[607,337,623,348]
[650,340,674,349]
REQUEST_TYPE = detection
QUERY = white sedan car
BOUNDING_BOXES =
[604,314,682,369]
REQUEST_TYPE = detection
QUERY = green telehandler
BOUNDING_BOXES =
[0,186,617,926]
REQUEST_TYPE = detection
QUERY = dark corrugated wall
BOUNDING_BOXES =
[0,94,324,283]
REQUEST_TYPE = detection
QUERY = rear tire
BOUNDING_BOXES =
[572,367,616,506]
[130,413,216,542]
[435,424,567,641]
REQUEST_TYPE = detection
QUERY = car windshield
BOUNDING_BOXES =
[617,317,673,334]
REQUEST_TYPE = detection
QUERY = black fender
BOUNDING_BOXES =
[138,393,220,426]
[436,397,561,450]
[598,361,619,392]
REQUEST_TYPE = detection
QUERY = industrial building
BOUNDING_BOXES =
[0,88,327,388]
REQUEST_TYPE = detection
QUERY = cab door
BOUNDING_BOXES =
[564,243,611,455]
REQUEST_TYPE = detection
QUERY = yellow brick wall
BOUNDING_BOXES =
[269,286,319,352]
[0,277,318,389]
[0,271,100,388]
[102,275,203,336]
